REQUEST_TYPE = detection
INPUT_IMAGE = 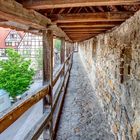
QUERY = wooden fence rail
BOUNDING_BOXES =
[0,52,73,137]
[25,53,73,140]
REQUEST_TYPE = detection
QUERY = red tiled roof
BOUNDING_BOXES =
[0,27,25,49]
[0,27,10,48]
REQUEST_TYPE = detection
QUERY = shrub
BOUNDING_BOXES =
[0,48,35,99]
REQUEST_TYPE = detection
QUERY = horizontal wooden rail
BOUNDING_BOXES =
[53,58,73,138]
[53,53,71,86]
[0,52,73,134]
[53,64,64,86]
[24,110,51,140]
[0,85,50,133]
[24,52,73,140]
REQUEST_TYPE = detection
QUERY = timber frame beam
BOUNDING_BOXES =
[57,21,122,28]
[0,0,71,41]
[50,12,134,23]
[22,0,140,9]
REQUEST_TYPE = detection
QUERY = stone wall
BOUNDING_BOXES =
[79,10,140,140]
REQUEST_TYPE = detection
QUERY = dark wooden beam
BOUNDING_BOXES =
[71,34,97,42]
[43,30,54,139]
[68,34,98,36]
[63,28,109,31]
[23,0,140,9]
[58,21,122,28]
[0,0,51,30]
[0,18,8,22]
[50,12,134,23]
[0,0,71,41]
[66,32,102,34]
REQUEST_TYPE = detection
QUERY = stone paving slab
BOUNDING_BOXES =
[56,53,114,140]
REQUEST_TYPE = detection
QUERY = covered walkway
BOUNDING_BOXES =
[0,1,140,140]
[56,53,114,140]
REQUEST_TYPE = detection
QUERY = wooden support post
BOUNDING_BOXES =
[60,38,65,75]
[66,42,69,58]
[60,38,65,64]
[69,43,71,54]
[42,30,53,140]
[43,31,50,83]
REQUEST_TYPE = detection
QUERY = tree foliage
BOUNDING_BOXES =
[0,49,35,98]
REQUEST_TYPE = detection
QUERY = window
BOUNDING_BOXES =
[36,42,39,46]
[12,42,15,46]
[16,42,19,46]
[8,42,12,46]
[5,42,9,46]
[0,49,6,56]
[40,42,43,45]
[10,34,14,39]
[28,41,31,45]
[14,34,17,38]
[32,41,35,46]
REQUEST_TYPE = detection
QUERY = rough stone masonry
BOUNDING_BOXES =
[79,10,140,140]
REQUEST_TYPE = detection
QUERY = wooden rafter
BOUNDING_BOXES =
[0,0,71,41]
[23,0,140,9]
[0,0,51,30]
[62,29,108,31]
[50,12,134,23]
[57,21,122,28]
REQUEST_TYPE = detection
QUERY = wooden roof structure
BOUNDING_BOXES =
[0,0,140,42]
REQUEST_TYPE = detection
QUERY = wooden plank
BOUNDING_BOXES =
[66,32,101,35]
[42,30,53,139]
[47,30,54,139]
[53,65,64,86]
[57,21,122,28]
[24,111,51,140]
[0,18,8,22]
[51,12,134,23]
[0,22,42,35]
[43,31,51,83]
[63,28,108,31]
[24,53,73,140]
[74,35,96,42]
[23,0,140,9]
[0,0,71,41]
[0,85,50,133]
[0,0,51,30]
[68,34,98,36]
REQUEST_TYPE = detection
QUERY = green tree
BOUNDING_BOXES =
[0,49,34,99]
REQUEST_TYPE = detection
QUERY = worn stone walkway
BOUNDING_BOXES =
[56,53,114,140]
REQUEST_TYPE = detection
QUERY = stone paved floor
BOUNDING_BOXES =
[56,53,114,140]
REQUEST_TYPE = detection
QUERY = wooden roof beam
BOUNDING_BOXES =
[0,0,51,30]
[59,25,115,28]
[51,12,134,23]
[0,0,71,41]
[62,28,110,31]
[68,34,98,38]
[57,21,122,28]
[23,0,140,9]
[65,32,105,34]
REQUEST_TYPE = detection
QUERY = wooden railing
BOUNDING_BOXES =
[0,52,73,140]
